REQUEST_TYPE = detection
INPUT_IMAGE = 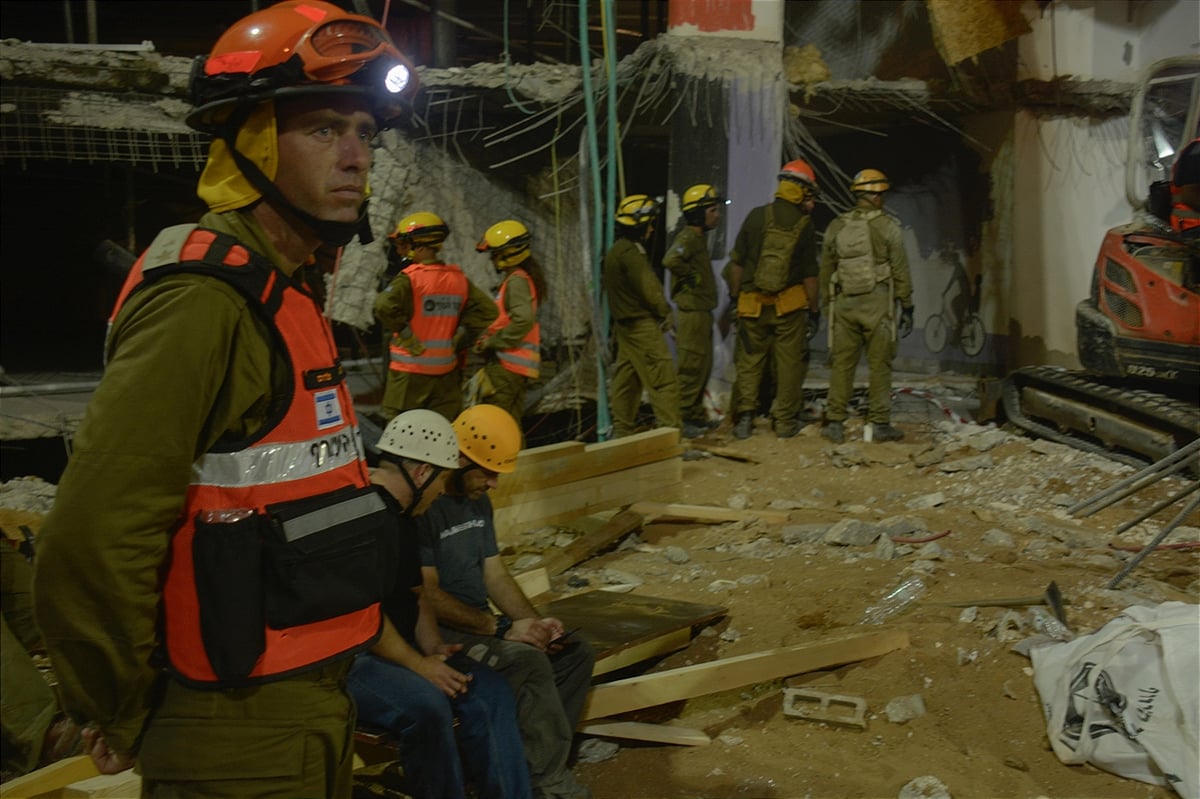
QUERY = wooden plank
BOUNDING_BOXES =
[512,567,550,599]
[493,429,681,508]
[494,458,682,538]
[581,629,909,720]
[628,501,791,525]
[61,771,140,798]
[540,591,726,665]
[592,627,692,677]
[578,721,710,746]
[0,756,98,798]
[540,510,643,576]
[687,443,760,463]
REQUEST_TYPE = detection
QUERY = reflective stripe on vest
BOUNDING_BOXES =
[484,268,541,378]
[389,263,469,375]
[112,226,378,687]
[1171,202,1200,233]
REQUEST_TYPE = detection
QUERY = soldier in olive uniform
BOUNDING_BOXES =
[603,194,681,438]
[663,184,728,439]
[33,4,420,796]
[727,160,821,440]
[819,169,914,443]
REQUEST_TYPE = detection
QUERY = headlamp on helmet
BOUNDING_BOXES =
[187,0,418,133]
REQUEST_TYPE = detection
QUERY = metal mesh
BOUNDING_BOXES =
[0,85,208,170]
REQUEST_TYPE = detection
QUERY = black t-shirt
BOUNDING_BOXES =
[376,488,422,645]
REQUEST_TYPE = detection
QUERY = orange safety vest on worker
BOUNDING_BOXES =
[485,268,541,378]
[388,262,469,375]
[111,225,389,687]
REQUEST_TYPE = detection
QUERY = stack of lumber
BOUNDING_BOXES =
[491,428,682,542]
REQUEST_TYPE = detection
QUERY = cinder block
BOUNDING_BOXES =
[781,687,868,729]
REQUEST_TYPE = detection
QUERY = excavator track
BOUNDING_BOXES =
[1002,365,1200,469]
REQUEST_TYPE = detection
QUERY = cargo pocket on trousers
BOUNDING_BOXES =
[139,720,305,781]
[192,511,266,682]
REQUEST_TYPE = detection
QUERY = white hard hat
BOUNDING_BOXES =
[377,410,460,469]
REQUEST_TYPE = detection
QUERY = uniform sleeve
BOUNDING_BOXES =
[485,274,534,351]
[794,218,819,280]
[33,276,272,754]
[459,280,500,348]
[627,249,671,320]
[374,273,414,333]
[884,218,913,307]
[818,220,840,309]
[662,230,697,276]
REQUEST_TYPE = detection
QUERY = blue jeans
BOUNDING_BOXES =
[348,653,531,799]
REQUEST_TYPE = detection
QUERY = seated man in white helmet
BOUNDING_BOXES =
[349,409,530,799]
[417,404,595,799]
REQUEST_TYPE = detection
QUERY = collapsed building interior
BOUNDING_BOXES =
[0,1,1197,797]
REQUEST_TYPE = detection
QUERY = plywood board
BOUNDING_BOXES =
[582,629,909,720]
[628,501,790,525]
[539,590,726,667]
[493,428,681,508]
[494,458,681,537]
[539,510,643,576]
[578,721,710,746]
[591,627,692,677]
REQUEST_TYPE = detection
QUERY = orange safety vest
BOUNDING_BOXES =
[484,268,541,378]
[389,263,469,376]
[1170,202,1200,234]
[111,225,383,687]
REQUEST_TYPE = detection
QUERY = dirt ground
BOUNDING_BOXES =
[2,412,1196,799]
[517,416,1199,799]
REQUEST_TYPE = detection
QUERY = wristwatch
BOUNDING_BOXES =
[494,615,513,639]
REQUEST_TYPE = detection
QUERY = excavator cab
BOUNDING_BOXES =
[1005,56,1200,467]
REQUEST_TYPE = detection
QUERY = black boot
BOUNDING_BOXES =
[733,413,754,440]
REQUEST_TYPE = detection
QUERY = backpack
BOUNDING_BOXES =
[834,209,886,296]
[754,204,808,294]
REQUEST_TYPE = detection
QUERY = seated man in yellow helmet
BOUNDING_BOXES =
[418,405,595,799]
[376,211,497,422]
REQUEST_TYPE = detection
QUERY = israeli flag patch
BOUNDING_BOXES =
[314,389,343,430]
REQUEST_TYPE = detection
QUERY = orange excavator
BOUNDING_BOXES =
[1003,56,1200,467]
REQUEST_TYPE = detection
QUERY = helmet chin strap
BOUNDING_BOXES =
[219,121,373,247]
[396,462,442,514]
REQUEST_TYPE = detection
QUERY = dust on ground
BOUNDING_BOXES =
[511,416,1197,799]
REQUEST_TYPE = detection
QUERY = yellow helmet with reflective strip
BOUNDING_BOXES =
[850,169,890,193]
[681,184,725,213]
[614,194,661,228]
[390,211,449,246]
[476,220,531,269]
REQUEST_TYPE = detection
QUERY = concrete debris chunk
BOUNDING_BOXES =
[884,694,926,724]
[938,454,994,473]
[906,492,946,510]
[823,518,881,546]
[898,774,952,799]
[781,523,830,545]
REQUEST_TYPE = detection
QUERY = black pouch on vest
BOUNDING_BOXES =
[262,485,398,630]
[192,510,267,682]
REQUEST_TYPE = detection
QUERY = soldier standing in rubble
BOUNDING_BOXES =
[376,211,498,422]
[33,3,419,795]
[726,160,821,440]
[663,184,727,439]
[603,194,681,438]
[819,168,914,444]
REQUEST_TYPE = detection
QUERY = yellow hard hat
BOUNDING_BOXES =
[390,211,449,246]
[453,404,521,473]
[850,169,890,193]
[681,184,726,213]
[614,194,661,228]
[476,220,532,269]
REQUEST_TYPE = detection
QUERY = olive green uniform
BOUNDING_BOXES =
[2,543,57,777]
[602,237,681,437]
[374,264,497,422]
[663,225,717,426]
[479,269,536,428]
[34,210,358,799]
[729,198,818,429]
[819,202,913,425]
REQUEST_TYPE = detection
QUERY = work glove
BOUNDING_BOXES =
[806,307,820,341]
[898,305,914,339]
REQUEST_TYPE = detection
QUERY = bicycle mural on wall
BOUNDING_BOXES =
[924,253,985,357]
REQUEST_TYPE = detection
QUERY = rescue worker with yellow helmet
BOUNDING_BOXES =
[663,184,728,438]
[602,194,682,437]
[34,2,419,795]
[417,404,596,799]
[375,211,498,422]
[726,159,821,440]
[819,168,914,443]
[471,220,547,432]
